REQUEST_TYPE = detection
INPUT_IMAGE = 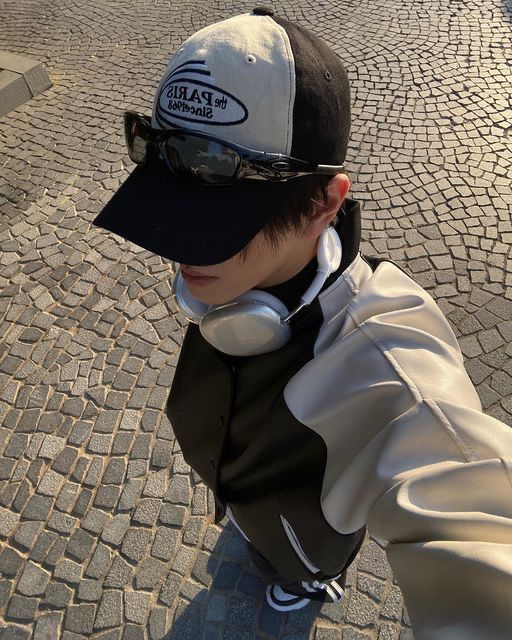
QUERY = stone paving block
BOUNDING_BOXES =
[202,525,222,552]
[212,561,243,591]
[357,540,390,580]
[101,459,126,484]
[111,432,134,456]
[4,434,29,458]
[205,593,228,622]
[122,625,145,640]
[159,572,182,607]
[152,525,178,562]
[85,542,112,579]
[53,558,82,584]
[83,458,104,487]
[56,481,79,512]
[378,623,400,640]
[134,556,167,590]
[5,593,38,621]
[143,469,168,497]
[93,485,120,510]
[0,625,31,640]
[44,581,73,608]
[68,422,93,446]
[126,460,148,479]
[238,571,263,599]
[88,434,113,455]
[183,516,205,546]
[132,498,161,526]
[357,575,386,602]
[52,446,79,474]
[80,507,109,536]
[159,503,187,527]
[148,607,168,640]
[47,511,78,535]
[12,479,31,513]
[0,507,20,537]
[191,485,209,516]
[28,530,57,564]
[96,631,121,640]
[120,527,152,563]
[104,555,133,589]
[77,578,103,602]
[222,531,247,562]
[227,595,257,629]
[179,577,206,602]
[0,579,12,609]
[70,458,90,483]
[123,591,151,624]
[15,561,50,596]
[100,513,130,545]
[33,610,63,640]
[341,630,371,640]
[93,590,123,630]
[38,435,66,459]
[129,434,152,459]
[64,603,96,635]
[0,459,15,480]
[0,547,23,577]
[344,591,380,628]
[220,626,255,640]
[66,528,96,562]
[117,478,143,511]
[315,627,341,640]
[151,440,173,468]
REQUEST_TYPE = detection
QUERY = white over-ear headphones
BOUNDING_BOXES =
[171,226,342,356]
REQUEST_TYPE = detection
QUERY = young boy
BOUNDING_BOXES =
[92,8,512,638]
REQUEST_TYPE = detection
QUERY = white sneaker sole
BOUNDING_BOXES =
[265,585,312,612]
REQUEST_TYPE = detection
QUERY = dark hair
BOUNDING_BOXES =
[239,174,333,261]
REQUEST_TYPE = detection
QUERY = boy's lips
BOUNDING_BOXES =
[182,268,215,277]
[181,269,218,285]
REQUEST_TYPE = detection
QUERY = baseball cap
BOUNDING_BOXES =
[91,6,351,266]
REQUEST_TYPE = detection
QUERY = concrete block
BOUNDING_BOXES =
[0,70,31,117]
[0,51,52,117]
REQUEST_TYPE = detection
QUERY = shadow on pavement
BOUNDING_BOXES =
[165,520,322,640]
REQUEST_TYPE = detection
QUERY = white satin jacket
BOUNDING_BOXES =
[166,203,512,640]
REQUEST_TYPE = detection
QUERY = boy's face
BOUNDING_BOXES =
[179,223,317,306]
[178,173,350,306]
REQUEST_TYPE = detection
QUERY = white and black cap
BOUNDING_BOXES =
[92,7,351,266]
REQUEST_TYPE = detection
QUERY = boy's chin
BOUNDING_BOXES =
[192,292,237,307]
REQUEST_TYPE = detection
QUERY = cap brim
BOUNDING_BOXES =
[91,161,291,266]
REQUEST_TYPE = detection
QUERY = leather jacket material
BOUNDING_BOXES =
[166,199,512,639]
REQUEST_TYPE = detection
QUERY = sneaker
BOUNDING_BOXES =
[265,573,346,612]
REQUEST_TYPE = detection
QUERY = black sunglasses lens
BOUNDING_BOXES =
[164,134,239,184]
[124,114,149,164]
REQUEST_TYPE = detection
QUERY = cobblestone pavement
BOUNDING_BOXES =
[0,0,511,638]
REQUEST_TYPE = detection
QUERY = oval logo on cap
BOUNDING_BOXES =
[157,76,249,127]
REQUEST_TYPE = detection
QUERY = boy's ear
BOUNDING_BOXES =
[304,173,350,239]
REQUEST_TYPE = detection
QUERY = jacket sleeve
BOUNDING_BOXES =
[284,262,512,640]
[366,400,512,640]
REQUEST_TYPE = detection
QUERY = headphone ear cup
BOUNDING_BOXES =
[233,289,290,317]
[171,270,210,321]
[199,290,291,356]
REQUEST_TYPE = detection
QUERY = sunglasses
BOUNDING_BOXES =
[124,111,345,187]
